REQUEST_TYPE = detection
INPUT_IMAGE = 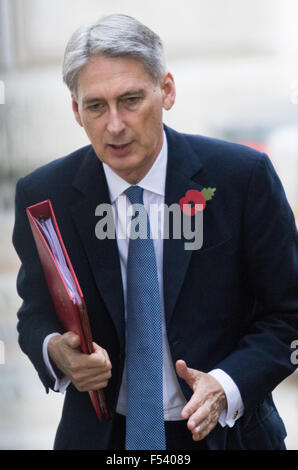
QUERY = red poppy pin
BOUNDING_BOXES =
[179,188,216,215]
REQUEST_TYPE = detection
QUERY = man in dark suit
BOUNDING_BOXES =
[13,14,298,450]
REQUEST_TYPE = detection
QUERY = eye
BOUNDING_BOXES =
[125,97,140,105]
[88,103,105,112]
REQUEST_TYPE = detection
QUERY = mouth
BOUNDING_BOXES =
[109,143,131,149]
[107,142,133,157]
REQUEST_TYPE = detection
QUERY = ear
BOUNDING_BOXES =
[161,72,176,111]
[72,96,83,127]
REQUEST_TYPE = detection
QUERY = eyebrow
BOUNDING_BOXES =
[119,89,145,98]
[82,89,145,106]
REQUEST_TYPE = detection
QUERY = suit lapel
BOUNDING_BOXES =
[163,126,204,325]
[71,147,125,348]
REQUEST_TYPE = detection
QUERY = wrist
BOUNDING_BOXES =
[219,389,228,413]
[48,335,61,361]
[47,335,66,378]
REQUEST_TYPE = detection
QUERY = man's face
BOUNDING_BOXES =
[72,55,176,184]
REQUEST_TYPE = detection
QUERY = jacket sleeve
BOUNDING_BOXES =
[12,178,65,393]
[215,152,298,411]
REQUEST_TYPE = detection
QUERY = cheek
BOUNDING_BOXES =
[139,99,163,125]
[82,116,104,139]
[141,107,163,141]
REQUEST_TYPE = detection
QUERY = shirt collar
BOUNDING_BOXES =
[102,131,167,203]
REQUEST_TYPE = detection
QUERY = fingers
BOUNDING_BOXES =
[181,389,202,420]
[70,348,112,392]
[74,343,112,392]
[52,334,113,392]
[186,402,209,434]
[177,362,226,441]
[89,344,112,370]
[92,342,110,362]
[73,367,112,392]
[186,401,219,441]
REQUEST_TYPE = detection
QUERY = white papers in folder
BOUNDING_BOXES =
[35,217,82,307]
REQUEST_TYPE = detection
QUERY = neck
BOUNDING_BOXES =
[122,155,159,184]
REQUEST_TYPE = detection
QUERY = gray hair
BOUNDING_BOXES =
[62,14,166,97]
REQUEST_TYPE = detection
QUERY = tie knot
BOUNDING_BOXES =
[125,185,144,205]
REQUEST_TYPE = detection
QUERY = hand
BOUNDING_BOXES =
[48,332,112,392]
[176,360,227,441]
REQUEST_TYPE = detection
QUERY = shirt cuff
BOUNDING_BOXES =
[208,368,244,428]
[42,333,71,394]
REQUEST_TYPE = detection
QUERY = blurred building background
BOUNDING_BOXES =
[0,0,297,449]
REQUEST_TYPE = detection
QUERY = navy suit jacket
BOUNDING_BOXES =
[13,125,298,449]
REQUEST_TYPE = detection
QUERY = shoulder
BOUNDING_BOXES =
[165,125,267,175]
[182,130,265,171]
[16,145,93,195]
[164,126,275,209]
[184,133,278,195]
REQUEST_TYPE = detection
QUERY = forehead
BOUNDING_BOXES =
[76,55,157,100]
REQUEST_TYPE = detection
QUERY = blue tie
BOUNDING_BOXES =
[125,185,166,450]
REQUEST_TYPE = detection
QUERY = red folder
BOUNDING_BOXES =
[26,199,109,421]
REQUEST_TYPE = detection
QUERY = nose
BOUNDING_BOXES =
[106,108,125,136]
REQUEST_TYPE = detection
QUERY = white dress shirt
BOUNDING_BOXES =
[43,131,244,426]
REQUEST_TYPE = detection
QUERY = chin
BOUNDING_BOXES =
[108,153,142,167]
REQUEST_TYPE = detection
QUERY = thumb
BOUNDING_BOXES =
[176,359,198,389]
[64,332,81,349]
[92,342,111,367]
